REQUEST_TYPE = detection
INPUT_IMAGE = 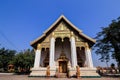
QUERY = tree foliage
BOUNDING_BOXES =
[0,47,35,73]
[94,17,120,66]
[0,47,16,71]
[13,49,35,72]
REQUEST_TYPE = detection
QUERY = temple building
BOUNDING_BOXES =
[30,15,99,77]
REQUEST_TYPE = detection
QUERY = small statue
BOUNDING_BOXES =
[67,66,70,78]
[46,66,50,77]
[76,65,80,78]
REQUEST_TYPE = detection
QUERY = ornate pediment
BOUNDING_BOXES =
[30,15,95,48]
[52,21,71,38]
[54,21,70,31]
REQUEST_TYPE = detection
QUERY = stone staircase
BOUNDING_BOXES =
[56,73,67,78]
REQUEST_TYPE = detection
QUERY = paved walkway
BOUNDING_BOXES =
[0,74,119,80]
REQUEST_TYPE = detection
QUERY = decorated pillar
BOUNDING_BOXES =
[70,32,77,67]
[85,43,93,68]
[33,44,41,68]
[49,33,55,68]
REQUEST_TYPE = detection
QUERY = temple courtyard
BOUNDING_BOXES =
[0,73,119,80]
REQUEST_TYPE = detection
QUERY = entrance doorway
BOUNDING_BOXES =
[59,61,67,73]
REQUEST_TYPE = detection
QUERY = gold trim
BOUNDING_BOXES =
[52,32,55,37]
[37,44,41,50]
[85,43,89,49]
[70,31,74,37]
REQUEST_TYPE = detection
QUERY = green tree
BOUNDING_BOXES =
[94,17,120,71]
[13,49,34,73]
[0,47,16,71]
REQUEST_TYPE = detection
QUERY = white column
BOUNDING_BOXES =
[70,36,77,67]
[85,47,93,68]
[85,49,88,67]
[33,49,41,68]
[49,37,55,68]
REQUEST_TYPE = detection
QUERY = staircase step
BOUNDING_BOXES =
[56,73,67,78]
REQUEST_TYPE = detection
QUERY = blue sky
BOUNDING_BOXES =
[0,0,120,67]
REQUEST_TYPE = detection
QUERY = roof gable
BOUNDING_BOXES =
[30,15,96,47]
[43,15,82,34]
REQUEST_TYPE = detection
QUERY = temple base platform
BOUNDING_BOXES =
[30,67,100,78]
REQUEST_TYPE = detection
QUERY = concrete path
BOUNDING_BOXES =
[0,74,119,80]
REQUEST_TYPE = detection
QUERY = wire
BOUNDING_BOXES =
[0,29,19,50]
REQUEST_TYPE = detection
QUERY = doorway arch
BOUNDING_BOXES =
[57,52,68,73]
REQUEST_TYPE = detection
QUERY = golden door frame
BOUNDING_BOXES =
[57,58,68,73]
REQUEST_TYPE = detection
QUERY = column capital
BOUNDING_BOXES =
[70,35,75,42]
[85,43,89,49]
[51,32,55,38]
[37,44,41,50]
[70,31,74,37]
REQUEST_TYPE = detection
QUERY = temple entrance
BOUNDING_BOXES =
[57,50,68,73]
[59,61,67,73]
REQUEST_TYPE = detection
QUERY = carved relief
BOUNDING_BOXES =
[61,23,64,30]
[52,21,72,39]
[75,36,84,41]
[55,22,69,31]
[41,42,50,48]
[54,32,71,38]
[40,35,50,48]
[40,21,87,49]
[43,37,50,42]
[76,42,86,47]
